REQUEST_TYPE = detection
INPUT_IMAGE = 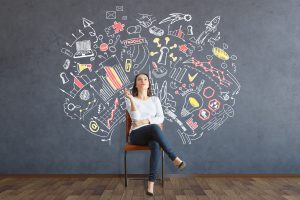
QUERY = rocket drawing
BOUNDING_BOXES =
[204,16,220,32]
[189,16,220,48]
[159,13,192,24]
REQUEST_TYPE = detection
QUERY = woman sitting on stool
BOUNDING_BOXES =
[124,72,186,196]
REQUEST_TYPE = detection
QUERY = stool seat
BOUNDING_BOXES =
[125,143,163,151]
[124,144,150,151]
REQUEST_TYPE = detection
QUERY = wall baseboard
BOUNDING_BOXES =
[1,174,300,178]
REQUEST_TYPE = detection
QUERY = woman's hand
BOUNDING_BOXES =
[132,119,150,128]
[124,88,133,100]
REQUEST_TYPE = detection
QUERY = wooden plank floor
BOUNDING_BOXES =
[1,176,300,200]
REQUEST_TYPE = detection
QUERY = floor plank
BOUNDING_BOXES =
[0,176,299,200]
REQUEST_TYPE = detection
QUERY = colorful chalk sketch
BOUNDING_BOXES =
[59,6,241,144]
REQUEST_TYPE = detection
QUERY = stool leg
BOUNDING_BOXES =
[161,151,164,187]
[124,151,128,187]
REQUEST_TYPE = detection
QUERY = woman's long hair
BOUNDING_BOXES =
[131,73,153,97]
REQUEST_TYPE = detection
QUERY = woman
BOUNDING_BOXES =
[124,73,186,196]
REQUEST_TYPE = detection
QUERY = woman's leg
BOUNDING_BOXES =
[148,140,160,182]
[129,126,151,146]
[130,124,177,161]
[130,125,182,194]
[130,128,161,182]
[130,127,160,193]
[148,124,177,161]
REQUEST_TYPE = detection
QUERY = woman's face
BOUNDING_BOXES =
[135,74,149,91]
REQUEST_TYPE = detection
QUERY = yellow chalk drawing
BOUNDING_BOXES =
[153,38,161,48]
[165,37,170,45]
[188,73,198,82]
[106,67,123,90]
[169,43,177,49]
[150,51,159,56]
[189,97,200,108]
[169,53,177,62]
[77,63,92,73]
[212,47,229,61]
[89,120,99,132]
[125,59,132,72]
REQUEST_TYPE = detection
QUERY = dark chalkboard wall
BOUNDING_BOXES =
[1,0,300,174]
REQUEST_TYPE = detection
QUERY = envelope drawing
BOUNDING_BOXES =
[106,11,116,19]
[116,6,123,11]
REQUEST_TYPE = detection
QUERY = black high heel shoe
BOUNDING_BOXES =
[146,190,154,196]
[177,161,186,170]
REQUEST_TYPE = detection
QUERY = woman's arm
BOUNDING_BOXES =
[124,88,141,120]
[129,97,137,112]
[126,98,149,127]
[124,88,149,127]
[125,97,141,120]
[148,96,164,124]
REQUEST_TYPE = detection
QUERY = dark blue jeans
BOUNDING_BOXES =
[129,124,177,182]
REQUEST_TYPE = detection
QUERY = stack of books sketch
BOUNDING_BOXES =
[73,40,94,59]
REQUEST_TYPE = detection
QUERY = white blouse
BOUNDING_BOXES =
[125,96,164,133]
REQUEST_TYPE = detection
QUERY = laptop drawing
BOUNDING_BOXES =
[73,40,94,59]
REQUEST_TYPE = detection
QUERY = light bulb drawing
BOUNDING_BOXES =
[181,92,203,117]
